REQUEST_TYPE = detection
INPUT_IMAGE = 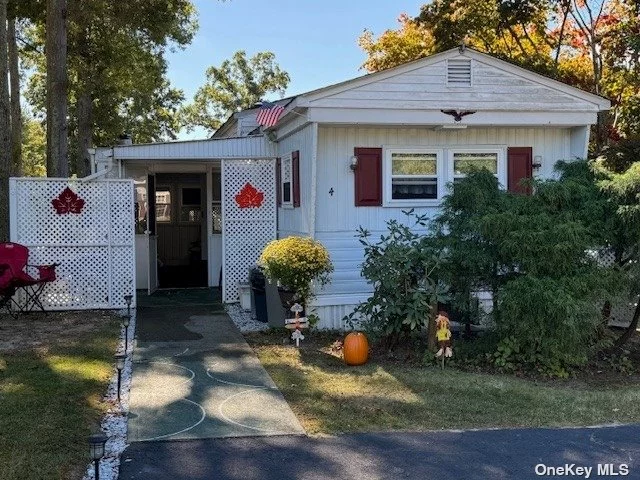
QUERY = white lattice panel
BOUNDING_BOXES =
[222,159,276,302]
[9,178,135,310]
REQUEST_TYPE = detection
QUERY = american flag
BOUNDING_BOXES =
[256,102,285,128]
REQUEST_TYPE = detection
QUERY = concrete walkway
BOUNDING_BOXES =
[120,424,640,480]
[128,292,304,442]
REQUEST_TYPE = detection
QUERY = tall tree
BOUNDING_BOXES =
[0,0,11,241]
[181,50,290,134]
[8,15,22,175]
[45,0,68,177]
[24,0,196,176]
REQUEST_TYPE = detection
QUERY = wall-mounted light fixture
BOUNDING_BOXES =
[349,156,358,171]
[533,155,543,170]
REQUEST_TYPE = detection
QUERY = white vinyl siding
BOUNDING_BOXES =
[313,125,571,303]
[276,123,315,237]
[311,57,598,112]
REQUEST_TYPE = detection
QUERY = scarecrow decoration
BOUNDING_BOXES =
[285,303,308,347]
[435,311,453,361]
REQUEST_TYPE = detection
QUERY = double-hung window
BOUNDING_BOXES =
[385,148,443,205]
[450,149,501,183]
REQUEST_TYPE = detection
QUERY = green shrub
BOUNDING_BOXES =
[259,236,333,303]
[345,211,449,346]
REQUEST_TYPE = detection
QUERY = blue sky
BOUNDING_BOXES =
[167,0,423,139]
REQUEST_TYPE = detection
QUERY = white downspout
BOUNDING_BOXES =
[310,122,318,239]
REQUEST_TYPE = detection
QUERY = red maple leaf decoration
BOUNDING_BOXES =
[52,187,85,215]
[235,182,264,208]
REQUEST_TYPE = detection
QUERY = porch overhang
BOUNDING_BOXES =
[110,135,276,161]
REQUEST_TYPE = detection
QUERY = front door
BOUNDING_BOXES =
[147,173,159,294]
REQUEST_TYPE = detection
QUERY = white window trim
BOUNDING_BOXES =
[383,147,445,207]
[382,145,507,207]
[447,147,506,190]
[280,152,294,209]
[155,185,172,223]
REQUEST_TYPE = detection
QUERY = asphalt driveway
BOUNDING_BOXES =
[119,424,640,480]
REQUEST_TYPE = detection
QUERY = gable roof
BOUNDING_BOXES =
[294,47,610,110]
[215,47,610,135]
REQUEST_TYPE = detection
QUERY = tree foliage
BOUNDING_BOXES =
[359,14,434,73]
[21,0,197,175]
[434,168,625,375]
[180,50,290,134]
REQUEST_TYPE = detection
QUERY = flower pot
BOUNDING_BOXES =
[277,287,305,317]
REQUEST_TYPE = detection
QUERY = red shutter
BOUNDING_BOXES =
[507,147,533,195]
[292,150,300,207]
[276,157,282,206]
[354,147,382,206]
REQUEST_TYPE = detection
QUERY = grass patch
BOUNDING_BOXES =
[247,331,640,435]
[0,312,120,480]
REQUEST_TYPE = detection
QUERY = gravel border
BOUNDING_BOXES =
[83,310,136,480]
[225,303,270,332]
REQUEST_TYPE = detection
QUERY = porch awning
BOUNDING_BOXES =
[111,135,275,161]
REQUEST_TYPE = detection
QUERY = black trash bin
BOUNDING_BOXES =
[249,267,268,323]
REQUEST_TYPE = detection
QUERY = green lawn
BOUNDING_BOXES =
[0,312,120,480]
[247,331,640,435]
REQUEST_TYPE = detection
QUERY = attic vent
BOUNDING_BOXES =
[447,59,472,86]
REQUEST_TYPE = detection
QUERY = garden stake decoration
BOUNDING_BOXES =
[285,303,308,347]
[435,311,453,369]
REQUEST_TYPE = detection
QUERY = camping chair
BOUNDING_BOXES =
[0,243,59,314]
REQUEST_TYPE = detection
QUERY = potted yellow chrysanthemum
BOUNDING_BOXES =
[259,236,333,315]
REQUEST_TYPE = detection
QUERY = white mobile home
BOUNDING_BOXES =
[94,47,610,328]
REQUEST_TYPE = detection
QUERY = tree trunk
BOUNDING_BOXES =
[613,296,640,350]
[8,16,21,176]
[46,0,68,177]
[0,0,12,241]
[76,89,92,177]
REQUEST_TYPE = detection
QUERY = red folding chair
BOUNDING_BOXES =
[0,243,59,314]
[0,263,16,316]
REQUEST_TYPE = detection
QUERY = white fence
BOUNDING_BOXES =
[9,177,135,310]
[222,159,276,303]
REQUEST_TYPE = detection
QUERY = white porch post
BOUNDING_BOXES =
[206,165,213,287]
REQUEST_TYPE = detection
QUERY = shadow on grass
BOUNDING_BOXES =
[255,341,640,434]
[0,320,119,480]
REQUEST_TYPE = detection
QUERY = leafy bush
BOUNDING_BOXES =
[345,211,449,346]
[434,166,624,375]
[259,236,333,303]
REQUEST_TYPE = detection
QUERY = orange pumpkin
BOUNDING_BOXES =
[343,332,369,366]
